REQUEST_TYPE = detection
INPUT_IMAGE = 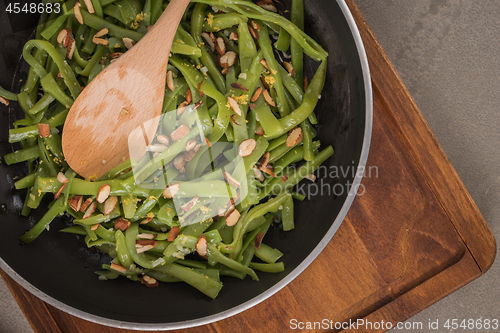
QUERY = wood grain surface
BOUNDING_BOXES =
[0,1,496,332]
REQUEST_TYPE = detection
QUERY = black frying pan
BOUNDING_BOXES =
[0,0,372,329]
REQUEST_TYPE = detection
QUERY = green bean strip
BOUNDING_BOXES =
[274,27,290,52]
[290,0,304,87]
[79,8,144,41]
[249,262,284,273]
[0,86,19,101]
[207,243,258,280]
[19,196,66,244]
[254,243,284,264]
[4,146,39,165]
[115,230,134,269]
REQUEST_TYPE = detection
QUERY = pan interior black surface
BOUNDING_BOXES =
[0,0,370,328]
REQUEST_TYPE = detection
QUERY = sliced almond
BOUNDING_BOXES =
[176,101,189,116]
[166,70,175,91]
[251,21,260,31]
[215,37,226,55]
[68,195,83,211]
[185,139,197,151]
[181,196,199,212]
[173,154,187,172]
[167,226,180,241]
[258,151,270,170]
[254,232,265,249]
[219,51,237,68]
[136,244,155,253]
[163,183,180,199]
[96,184,111,203]
[253,166,265,182]
[225,208,241,226]
[250,86,262,103]
[139,217,153,225]
[304,173,317,182]
[260,59,269,71]
[281,174,289,182]
[260,75,270,90]
[238,139,256,157]
[283,61,295,76]
[256,1,277,12]
[110,52,123,59]
[263,89,275,107]
[82,201,97,219]
[221,67,229,75]
[146,143,168,153]
[196,235,208,257]
[230,82,249,91]
[110,263,127,273]
[137,234,157,240]
[140,275,159,288]
[94,27,108,38]
[0,97,9,106]
[197,79,204,97]
[122,37,135,50]
[82,0,95,13]
[223,171,241,188]
[248,23,259,39]
[263,165,277,178]
[114,217,131,231]
[74,3,83,24]
[156,134,170,146]
[229,31,239,41]
[201,32,215,52]
[304,76,309,91]
[103,196,118,215]
[56,172,69,184]
[184,143,201,162]
[185,88,192,104]
[80,198,93,212]
[170,124,190,141]
[230,114,240,126]
[227,96,242,116]
[66,38,76,59]
[90,223,100,231]
[255,123,265,136]
[218,206,227,217]
[286,127,303,147]
[57,28,70,47]
[54,183,66,200]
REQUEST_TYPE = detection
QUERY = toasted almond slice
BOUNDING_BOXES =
[262,89,275,106]
[215,37,226,55]
[185,139,197,151]
[166,70,175,91]
[167,226,180,241]
[140,217,153,225]
[304,173,317,182]
[227,96,242,116]
[137,234,157,240]
[255,123,265,136]
[92,37,108,46]
[173,154,187,172]
[56,172,69,183]
[103,196,118,215]
[283,61,295,76]
[94,27,108,38]
[250,86,262,102]
[96,184,111,203]
[90,223,100,231]
[230,114,240,126]
[82,201,97,219]
[176,101,189,116]
[253,166,265,182]
[80,198,93,212]
[57,28,70,47]
[185,88,192,104]
[225,208,241,226]
[254,232,264,249]
[230,82,249,91]
[181,196,199,212]
[184,143,201,162]
[110,52,123,59]
[54,183,66,200]
[258,151,270,170]
[74,3,83,24]
[170,124,190,141]
[66,38,76,59]
[114,217,131,231]
[163,183,180,199]
[218,205,227,217]
[251,21,260,31]
[156,134,170,146]
[248,23,259,39]
[196,235,208,257]
[201,32,215,52]
[229,31,239,40]
[286,127,303,147]
[260,59,269,71]
[146,143,168,153]
[239,139,256,157]
[197,79,204,96]
[221,67,229,75]
[304,76,309,91]
[82,0,95,13]
[110,262,127,273]
[136,244,155,253]
[263,165,277,178]
[0,97,9,106]
[68,195,83,211]
[219,51,237,68]
[260,75,270,90]
[281,174,289,182]
[122,37,135,50]
[140,275,159,288]
[223,171,241,188]
[256,1,277,12]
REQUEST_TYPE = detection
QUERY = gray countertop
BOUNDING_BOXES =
[1,1,498,332]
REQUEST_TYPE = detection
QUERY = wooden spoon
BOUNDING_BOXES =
[62,0,190,179]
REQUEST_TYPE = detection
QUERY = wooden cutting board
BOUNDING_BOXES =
[1,1,496,332]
